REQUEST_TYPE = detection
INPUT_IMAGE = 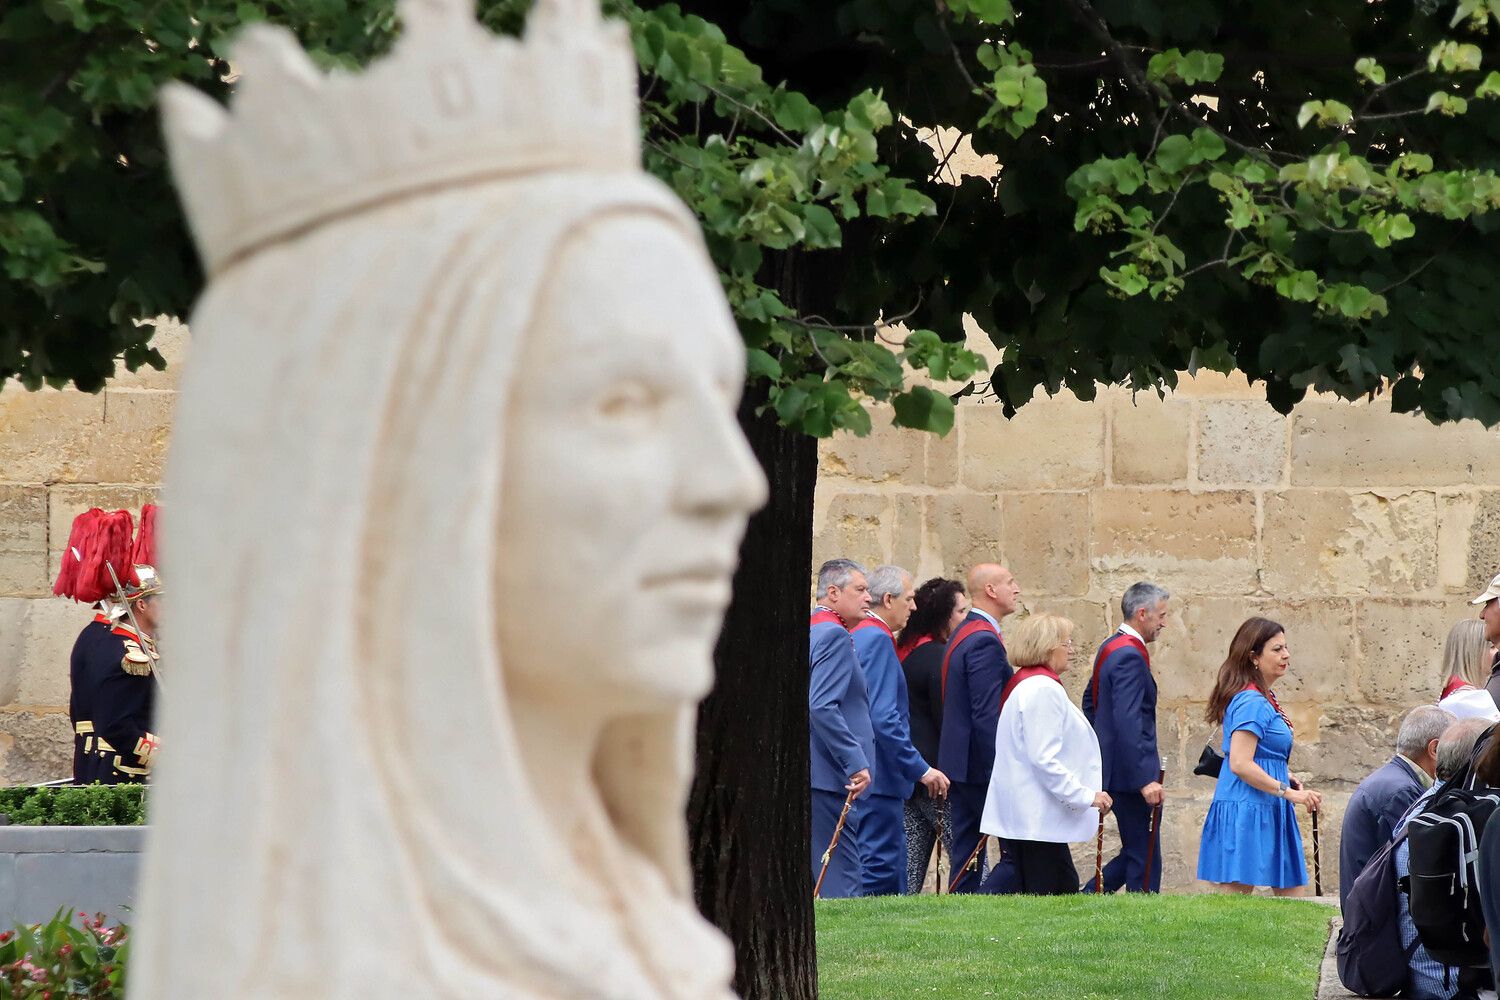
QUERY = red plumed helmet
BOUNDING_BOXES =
[66,509,137,604]
[133,503,159,568]
[53,508,105,600]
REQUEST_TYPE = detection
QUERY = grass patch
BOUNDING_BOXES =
[817,893,1332,999]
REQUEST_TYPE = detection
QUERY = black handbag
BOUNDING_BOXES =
[1194,738,1224,778]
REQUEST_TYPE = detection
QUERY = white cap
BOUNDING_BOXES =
[1471,571,1500,605]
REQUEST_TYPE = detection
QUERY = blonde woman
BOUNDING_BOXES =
[980,613,1111,894]
[1437,619,1500,720]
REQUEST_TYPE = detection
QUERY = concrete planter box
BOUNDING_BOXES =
[0,826,146,928]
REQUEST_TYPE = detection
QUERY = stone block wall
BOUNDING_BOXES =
[0,321,185,784]
[2,317,1498,894]
[815,370,1500,892]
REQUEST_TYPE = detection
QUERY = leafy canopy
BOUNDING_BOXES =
[4,0,1500,435]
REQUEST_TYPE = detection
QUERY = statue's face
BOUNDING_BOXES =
[496,215,767,708]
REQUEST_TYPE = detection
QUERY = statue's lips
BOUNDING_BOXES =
[641,566,735,605]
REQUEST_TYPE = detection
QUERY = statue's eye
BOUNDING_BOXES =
[597,379,663,420]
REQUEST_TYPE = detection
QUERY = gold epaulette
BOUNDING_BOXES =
[121,639,158,677]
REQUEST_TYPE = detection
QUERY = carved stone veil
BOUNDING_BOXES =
[131,1,764,996]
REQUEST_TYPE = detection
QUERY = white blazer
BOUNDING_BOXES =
[1439,685,1500,722]
[981,674,1103,844]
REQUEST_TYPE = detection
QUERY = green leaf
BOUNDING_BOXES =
[746,348,781,381]
[1155,134,1193,173]
[1354,57,1387,85]
[891,386,956,435]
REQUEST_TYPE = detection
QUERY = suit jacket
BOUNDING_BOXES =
[1485,650,1500,712]
[852,618,930,798]
[901,640,944,771]
[1081,629,1159,793]
[809,614,875,794]
[937,611,1011,785]
[1338,754,1426,908]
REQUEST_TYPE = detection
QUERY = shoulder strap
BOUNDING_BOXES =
[1088,632,1147,709]
[941,619,999,703]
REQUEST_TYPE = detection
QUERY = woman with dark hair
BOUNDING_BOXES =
[1196,617,1323,895]
[899,577,968,893]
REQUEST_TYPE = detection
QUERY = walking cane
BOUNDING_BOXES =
[1140,769,1165,892]
[1094,820,1105,894]
[947,834,988,894]
[813,789,857,900]
[932,807,946,895]
[1311,807,1322,896]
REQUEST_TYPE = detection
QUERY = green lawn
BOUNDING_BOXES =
[816,893,1333,1000]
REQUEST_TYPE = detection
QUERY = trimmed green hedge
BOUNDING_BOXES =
[0,785,146,827]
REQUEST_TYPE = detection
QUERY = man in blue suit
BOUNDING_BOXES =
[1082,581,1171,893]
[938,562,1018,892]
[809,558,876,898]
[851,565,950,895]
[1338,704,1448,907]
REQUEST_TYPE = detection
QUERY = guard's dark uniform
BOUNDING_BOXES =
[69,613,159,784]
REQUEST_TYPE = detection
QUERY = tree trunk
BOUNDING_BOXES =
[688,385,819,1000]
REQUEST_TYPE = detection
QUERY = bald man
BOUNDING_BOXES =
[937,563,1018,892]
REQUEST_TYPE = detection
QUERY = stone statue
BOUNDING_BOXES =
[132,0,767,995]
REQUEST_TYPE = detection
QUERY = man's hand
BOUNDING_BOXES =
[1092,791,1114,817]
[919,767,950,800]
[1140,781,1164,806]
[847,769,871,799]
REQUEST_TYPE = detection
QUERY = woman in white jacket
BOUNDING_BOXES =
[981,613,1112,894]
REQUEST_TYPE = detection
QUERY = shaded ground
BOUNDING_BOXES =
[816,893,1333,999]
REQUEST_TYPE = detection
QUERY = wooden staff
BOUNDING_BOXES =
[813,789,857,900]
[1094,820,1105,893]
[932,806,946,895]
[947,834,988,894]
[1311,806,1322,896]
[1141,768,1165,892]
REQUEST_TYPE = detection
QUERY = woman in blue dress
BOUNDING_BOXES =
[1197,617,1324,894]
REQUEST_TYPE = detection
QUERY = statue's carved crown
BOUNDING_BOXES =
[161,0,640,274]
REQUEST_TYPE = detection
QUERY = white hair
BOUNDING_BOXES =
[1397,705,1456,758]
[866,565,910,604]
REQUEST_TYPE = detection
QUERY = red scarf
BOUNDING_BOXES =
[898,634,933,662]
[1442,675,1474,700]
[999,665,1062,712]
[810,607,847,630]
[1242,682,1293,733]
[852,615,893,639]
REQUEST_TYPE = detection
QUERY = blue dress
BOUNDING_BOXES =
[1196,689,1307,888]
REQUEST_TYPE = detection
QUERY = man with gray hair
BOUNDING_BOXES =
[850,565,949,895]
[1082,581,1171,892]
[1338,704,1454,908]
[809,558,875,897]
[1397,716,1489,999]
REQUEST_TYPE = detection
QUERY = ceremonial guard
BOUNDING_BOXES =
[1082,581,1170,892]
[938,563,1017,892]
[56,507,164,785]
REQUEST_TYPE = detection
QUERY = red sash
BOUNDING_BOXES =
[1241,682,1293,733]
[851,616,893,640]
[898,634,933,662]
[940,618,1000,701]
[810,608,846,629]
[1442,675,1473,700]
[1000,665,1062,712]
[1088,631,1150,709]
